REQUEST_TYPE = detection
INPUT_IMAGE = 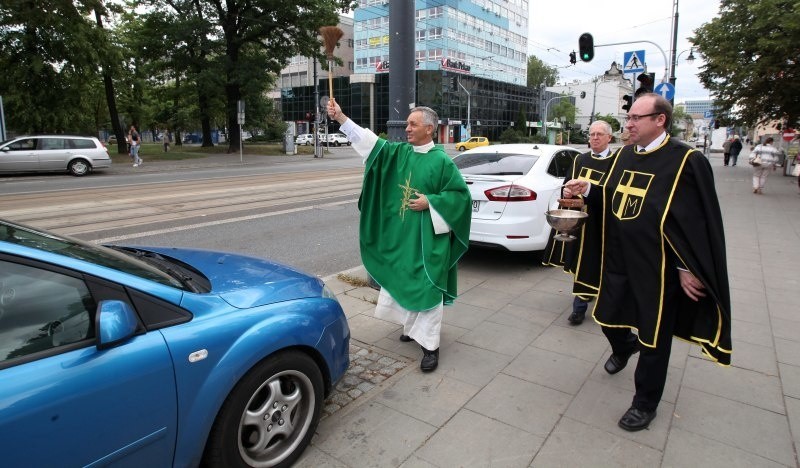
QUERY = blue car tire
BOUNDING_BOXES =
[202,351,324,467]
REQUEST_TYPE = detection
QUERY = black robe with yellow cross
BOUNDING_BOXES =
[543,149,619,299]
[591,136,732,365]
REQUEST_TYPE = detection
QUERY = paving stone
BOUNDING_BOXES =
[436,341,511,387]
[376,372,480,427]
[466,373,572,437]
[775,337,800,367]
[454,285,514,310]
[314,402,437,468]
[779,363,800,399]
[564,379,674,451]
[415,409,543,468]
[785,396,800,463]
[662,427,787,468]
[532,417,663,467]
[673,387,795,466]
[683,356,784,413]
[441,300,496,330]
[530,324,610,363]
[294,445,350,468]
[505,345,595,395]
[456,320,537,356]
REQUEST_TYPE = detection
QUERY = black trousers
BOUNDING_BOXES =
[723,152,731,165]
[602,276,680,413]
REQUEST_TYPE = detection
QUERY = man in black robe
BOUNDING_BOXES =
[543,120,621,326]
[564,93,731,432]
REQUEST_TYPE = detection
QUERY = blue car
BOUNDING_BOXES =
[0,219,350,467]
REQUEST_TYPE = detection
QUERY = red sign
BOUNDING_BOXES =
[783,128,796,142]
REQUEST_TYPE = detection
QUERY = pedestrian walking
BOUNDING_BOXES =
[729,135,743,166]
[564,93,731,432]
[163,133,170,152]
[128,125,142,167]
[542,120,619,326]
[326,98,471,373]
[750,137,781,194]
[722,137,732,166]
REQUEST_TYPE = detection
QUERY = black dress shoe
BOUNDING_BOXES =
[568,311,585,325]
[618,406,656,431]
[604,349,638,374]
[399,334,413,342]
[420,347,439,372]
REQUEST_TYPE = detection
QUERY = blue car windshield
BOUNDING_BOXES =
[0,221,184,289]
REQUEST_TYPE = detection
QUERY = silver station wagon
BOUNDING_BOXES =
[0,135,112,176]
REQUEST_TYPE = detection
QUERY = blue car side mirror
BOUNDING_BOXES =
[96,300,139,350]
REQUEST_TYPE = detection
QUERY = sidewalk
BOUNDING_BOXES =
[305,153,800,467]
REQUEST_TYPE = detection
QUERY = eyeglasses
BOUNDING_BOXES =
[624,112,662,123]
[588,132,609,138]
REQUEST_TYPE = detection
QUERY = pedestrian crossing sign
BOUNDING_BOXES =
[623,50,645,73]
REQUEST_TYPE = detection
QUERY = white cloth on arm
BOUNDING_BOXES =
[374,288,443,350]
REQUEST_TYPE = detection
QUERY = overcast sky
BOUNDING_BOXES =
[528,0,721,103]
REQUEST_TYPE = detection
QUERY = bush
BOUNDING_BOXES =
[499,128,540,144]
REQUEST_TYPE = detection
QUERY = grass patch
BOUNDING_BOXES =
[336,273,373,288]
[108,141,321,162]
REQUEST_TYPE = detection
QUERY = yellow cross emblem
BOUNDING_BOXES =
[612,170,653,220]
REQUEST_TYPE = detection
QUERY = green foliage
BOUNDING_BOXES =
[594,114,621,133]
[550,97,576,124]
[499,128,539,144]
[515,106,528,135]
[692,0,800,126]
[527,56,559,88]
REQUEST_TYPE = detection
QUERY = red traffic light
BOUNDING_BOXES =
[578,33,594,62]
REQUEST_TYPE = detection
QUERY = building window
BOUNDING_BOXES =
[428,27,442,39]
[416,30,426,41]
[429,48,443,61]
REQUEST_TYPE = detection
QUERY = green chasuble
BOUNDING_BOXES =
[359,139,471,311]
[542,149,619,298]
[593,136,732,365]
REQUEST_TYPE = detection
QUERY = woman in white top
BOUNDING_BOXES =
[750,137,782,194]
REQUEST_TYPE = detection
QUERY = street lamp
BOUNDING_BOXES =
[457,80,471,138]
[677,48,696,65]
[543,94,573,144]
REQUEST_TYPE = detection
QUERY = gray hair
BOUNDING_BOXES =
[589,120,613,135]
[410,106,439,128]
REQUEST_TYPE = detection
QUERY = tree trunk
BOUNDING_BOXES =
[199,92,213,147]
[94,8,126,154]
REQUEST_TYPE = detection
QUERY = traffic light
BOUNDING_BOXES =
[578,33,594,62]
[636,72,656,95]
[621,94,633,112]
[569,51,576,65]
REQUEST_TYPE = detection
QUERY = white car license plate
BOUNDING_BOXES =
[472,200,480,212]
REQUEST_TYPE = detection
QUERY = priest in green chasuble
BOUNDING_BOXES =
[327,98,471,372]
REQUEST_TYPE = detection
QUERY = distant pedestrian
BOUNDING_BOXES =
[128,125,142,167]
[163,133,170,152]
[722,137,732,166]
[750,137,781,194]
[729,135,743,166]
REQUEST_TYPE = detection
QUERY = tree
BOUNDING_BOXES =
[692,0,800,127]
[515,106,528,135]
[671,105,693,138]
[527,56,559,88]
[595,114,621,133]
[0,0,107,134]
[550,96,576,125]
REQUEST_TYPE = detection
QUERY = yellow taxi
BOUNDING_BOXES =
[457,137,490,152]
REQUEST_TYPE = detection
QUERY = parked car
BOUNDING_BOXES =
[295,133,314,145]
[0,218,350,467]
[0,135,111,176]
[457,136,490,152]
[452,144,581,251]
[325,133,351,146]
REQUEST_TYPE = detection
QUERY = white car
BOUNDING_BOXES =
[324,133,351,146]
[0,135,111,176]
[452,144,581,252]
[295,134,314,145]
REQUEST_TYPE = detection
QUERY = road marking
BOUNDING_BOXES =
[91,199,357,244]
